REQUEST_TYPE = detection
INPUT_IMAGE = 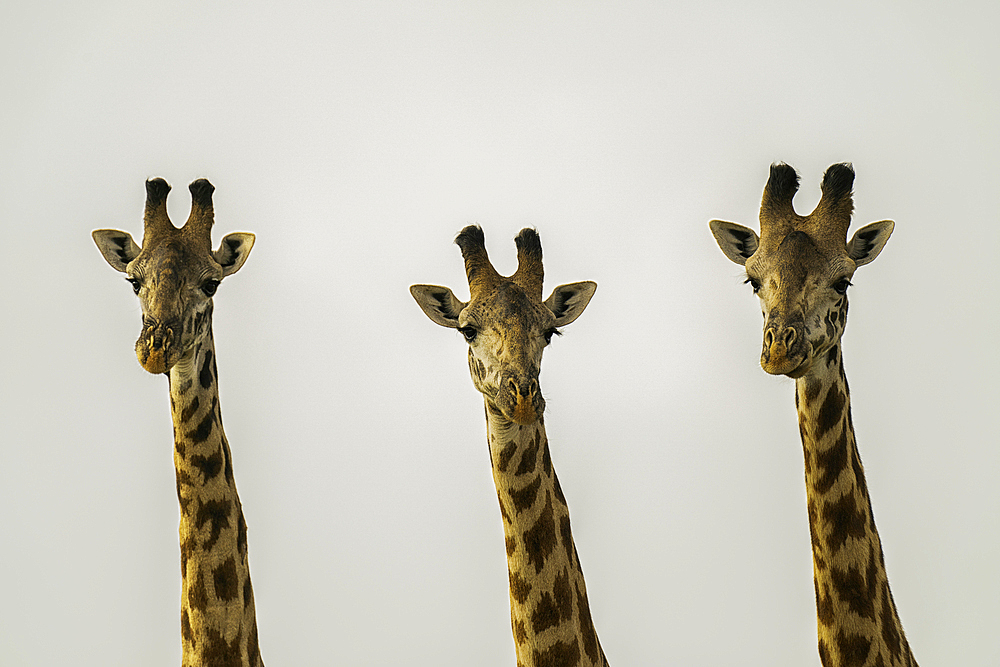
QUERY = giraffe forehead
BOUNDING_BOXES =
[750,231,851,288]
[464,282,553,330]
[134,237,221,283]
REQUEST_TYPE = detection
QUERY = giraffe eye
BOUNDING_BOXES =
[126,278,141,294]
[543,328,562,344]
[458,326,478,342]
[744,276,762,294]
[201,280,221,297]
[832,278,852,295]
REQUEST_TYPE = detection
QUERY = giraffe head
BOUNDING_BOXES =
[412,226,596,425]
[93,179,254,375]
[710,163,893,378]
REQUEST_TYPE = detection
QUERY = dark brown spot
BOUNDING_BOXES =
[195,499,231,551]
[511,476,542,514]
[830,564,876,620]
[823,493,867,554]
[817,385,845,438]
[200,627,241,667]
[506,535,517,557]
[813,429,849,494]
[188,568,208,611]
[513,619,528,646]
[243,574,253,607]
[531,568,573,634]
[510,571,532,604]
[836,631,872,665]
[191,451,223,482]
[186,407,215,444]
[236,511,248,556]
[880,586,903,660]
[515,431,540,476]
[222,439,234,483]
[849,435,870,505]
[815,579,834,626]
[576,581,600,663]
[524,493,557,574]
[497,440,517,473]
[180,608,193,642]
[533,638,581,667]
[560,516,573,564]
[498,491,512,525]
[180,396,201,423]
[213,556,239,601]
[199,350,214,389]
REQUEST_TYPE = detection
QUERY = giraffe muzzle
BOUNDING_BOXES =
[135,321,179,374]
[761,324,807,376]
[499,376,543,425]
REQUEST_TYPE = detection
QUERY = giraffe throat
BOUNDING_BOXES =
[795,346,916,667]
[484,405,608,667]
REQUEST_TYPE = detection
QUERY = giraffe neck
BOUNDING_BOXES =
[484,403,608,667]
[795,345,915,667]
[167,327,263,667]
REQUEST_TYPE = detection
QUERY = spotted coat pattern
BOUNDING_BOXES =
[411,226,606,666]
[796,345,916,667]
[710,164,914,667]
[94,179,262,667]
[487,407,608,667]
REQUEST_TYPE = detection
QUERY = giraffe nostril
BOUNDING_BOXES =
[782,327,796,347]
[764,329,775,347]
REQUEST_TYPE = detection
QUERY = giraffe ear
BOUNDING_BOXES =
[93,229,141,272]
[709,220,759,266]
[545,281,596,326]
[213,232,255,277]
[410,284,467,328]
[847,220,894,267]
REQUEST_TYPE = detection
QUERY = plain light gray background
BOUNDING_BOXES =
[2,1,997,665]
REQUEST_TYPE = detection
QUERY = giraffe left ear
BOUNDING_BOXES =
[847,220,894,267]
[410,284,467,328]
[709,220,759,266]
[93,229,141,272]
[545,281,597,326]
[213,232,255,277]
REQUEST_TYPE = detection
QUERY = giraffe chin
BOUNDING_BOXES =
[761,355,808,378]
[136,347,172,375]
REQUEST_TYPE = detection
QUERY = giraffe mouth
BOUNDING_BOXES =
[761,352,808,377]
[135,322,181,374]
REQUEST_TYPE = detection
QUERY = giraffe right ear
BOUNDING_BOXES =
[410,285,467,328]
[213,232,255,277]
[93,229,141,273]
[847,220,894,267]
[709,220,759,266]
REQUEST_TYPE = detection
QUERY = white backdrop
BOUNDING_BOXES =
[2,1,997,665]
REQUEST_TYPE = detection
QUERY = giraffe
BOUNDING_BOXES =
[709,163,915,667]
[411,226,609,667]
[93,178,263,667]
